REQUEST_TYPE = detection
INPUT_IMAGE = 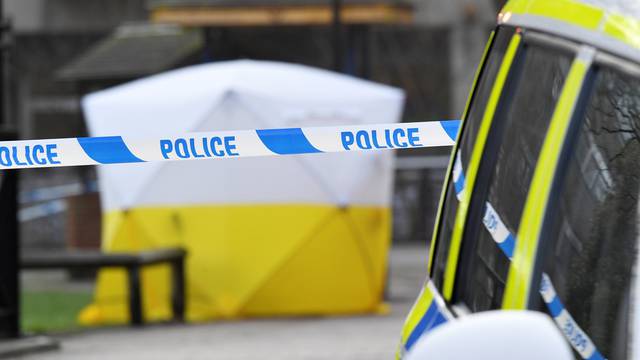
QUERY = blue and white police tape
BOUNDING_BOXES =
[20,181,98,203]
[453,151,605,360]
[0,121,460,169]
[482,202,516,259]
[18,200,67,222]
[452,152,466,201]
[540,274,605,360]
[480,204,604,360]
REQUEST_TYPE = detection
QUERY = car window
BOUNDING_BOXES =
[454,39,572,312]
[539,59,640,360]
[431,26,515,290]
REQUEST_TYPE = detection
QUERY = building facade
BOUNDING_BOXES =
[6,0,499,248]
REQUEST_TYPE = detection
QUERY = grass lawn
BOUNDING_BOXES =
[21,291,93,333]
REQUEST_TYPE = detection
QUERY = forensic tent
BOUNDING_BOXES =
[79,60,404,324]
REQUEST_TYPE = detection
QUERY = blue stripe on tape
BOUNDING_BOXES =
[587,350,605,360]
[547,296,563,317]
[499,233,516,259]
[454,171,465,195]
[440,120,461,142]
[77,136,144,164]
[256,128,323,155]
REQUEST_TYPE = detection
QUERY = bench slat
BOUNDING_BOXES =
[21,248,186,269]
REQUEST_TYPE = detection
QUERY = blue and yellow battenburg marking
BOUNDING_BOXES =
[398,280,453,358]
[0,120,460,169]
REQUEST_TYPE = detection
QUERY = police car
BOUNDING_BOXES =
[398,0,640,359]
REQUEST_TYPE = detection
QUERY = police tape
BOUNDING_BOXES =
[20,181,98,203]
[0,121,459,170]
[453,152,605,360]
[539,274,605,360]
[480,201,605,360]
[18,200,66,222]
[482,202,516,259]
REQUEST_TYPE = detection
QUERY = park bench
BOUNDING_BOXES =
[20,248,186,326]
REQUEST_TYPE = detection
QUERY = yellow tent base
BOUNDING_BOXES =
[80,204,391,325]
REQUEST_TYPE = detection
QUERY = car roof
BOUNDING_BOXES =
[500,0,640,63]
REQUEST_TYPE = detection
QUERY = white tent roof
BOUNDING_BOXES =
[83,60,405,211]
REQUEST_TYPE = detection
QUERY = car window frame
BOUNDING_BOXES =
[531,49,640,358]
[451,30,579,312]
[427,26,516,286]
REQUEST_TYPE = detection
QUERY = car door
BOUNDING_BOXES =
[532,51,640,360]
[399,25,519,357]
[451,32,575,313]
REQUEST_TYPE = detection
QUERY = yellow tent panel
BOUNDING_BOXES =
[79,205,391,324]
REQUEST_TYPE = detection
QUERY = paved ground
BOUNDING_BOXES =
[17,244,428,360]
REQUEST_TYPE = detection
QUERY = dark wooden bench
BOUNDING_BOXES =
[20,248,186,326]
